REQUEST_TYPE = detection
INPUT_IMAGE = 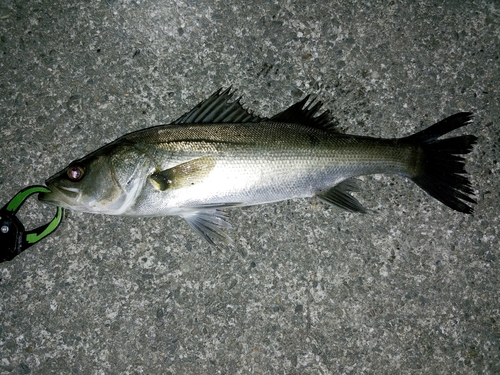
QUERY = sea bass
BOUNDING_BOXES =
[39,88,477,244]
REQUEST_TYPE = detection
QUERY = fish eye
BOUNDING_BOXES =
[66,164,85,182]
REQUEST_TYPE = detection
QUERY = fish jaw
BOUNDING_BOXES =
[39,182,82,209]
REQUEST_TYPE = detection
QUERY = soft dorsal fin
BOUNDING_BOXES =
[270,95,338,131]
[171,87,263,125]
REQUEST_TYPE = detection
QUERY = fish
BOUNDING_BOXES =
[39,88,477,244]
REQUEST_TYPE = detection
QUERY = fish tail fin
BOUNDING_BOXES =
[403,112,477,214]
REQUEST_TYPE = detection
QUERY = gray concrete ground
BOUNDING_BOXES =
[1,0,499,374]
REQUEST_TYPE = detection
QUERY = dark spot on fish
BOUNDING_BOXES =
[133,49,140,58]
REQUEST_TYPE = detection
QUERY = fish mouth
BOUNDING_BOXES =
[38,184,81,206]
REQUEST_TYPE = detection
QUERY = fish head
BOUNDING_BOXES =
[39,144,150,215]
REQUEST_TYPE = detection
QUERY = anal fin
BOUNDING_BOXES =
[316,178,368,213]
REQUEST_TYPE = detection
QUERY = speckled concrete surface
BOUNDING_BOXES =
[1,1,499,374]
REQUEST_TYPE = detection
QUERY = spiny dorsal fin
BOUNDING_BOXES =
[171,87,263,125]
[270,95,339,131]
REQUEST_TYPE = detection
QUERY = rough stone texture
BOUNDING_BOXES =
[1,0,499,374]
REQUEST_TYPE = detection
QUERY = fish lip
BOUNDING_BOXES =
[38,183,81,205]
[38,190,59,204]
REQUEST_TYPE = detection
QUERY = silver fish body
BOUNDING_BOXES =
[39,88,477,243]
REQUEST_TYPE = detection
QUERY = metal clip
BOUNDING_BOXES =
[0,186,63,263]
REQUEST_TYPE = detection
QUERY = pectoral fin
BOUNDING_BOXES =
[150,156,216,191]
[316,178,368,213]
